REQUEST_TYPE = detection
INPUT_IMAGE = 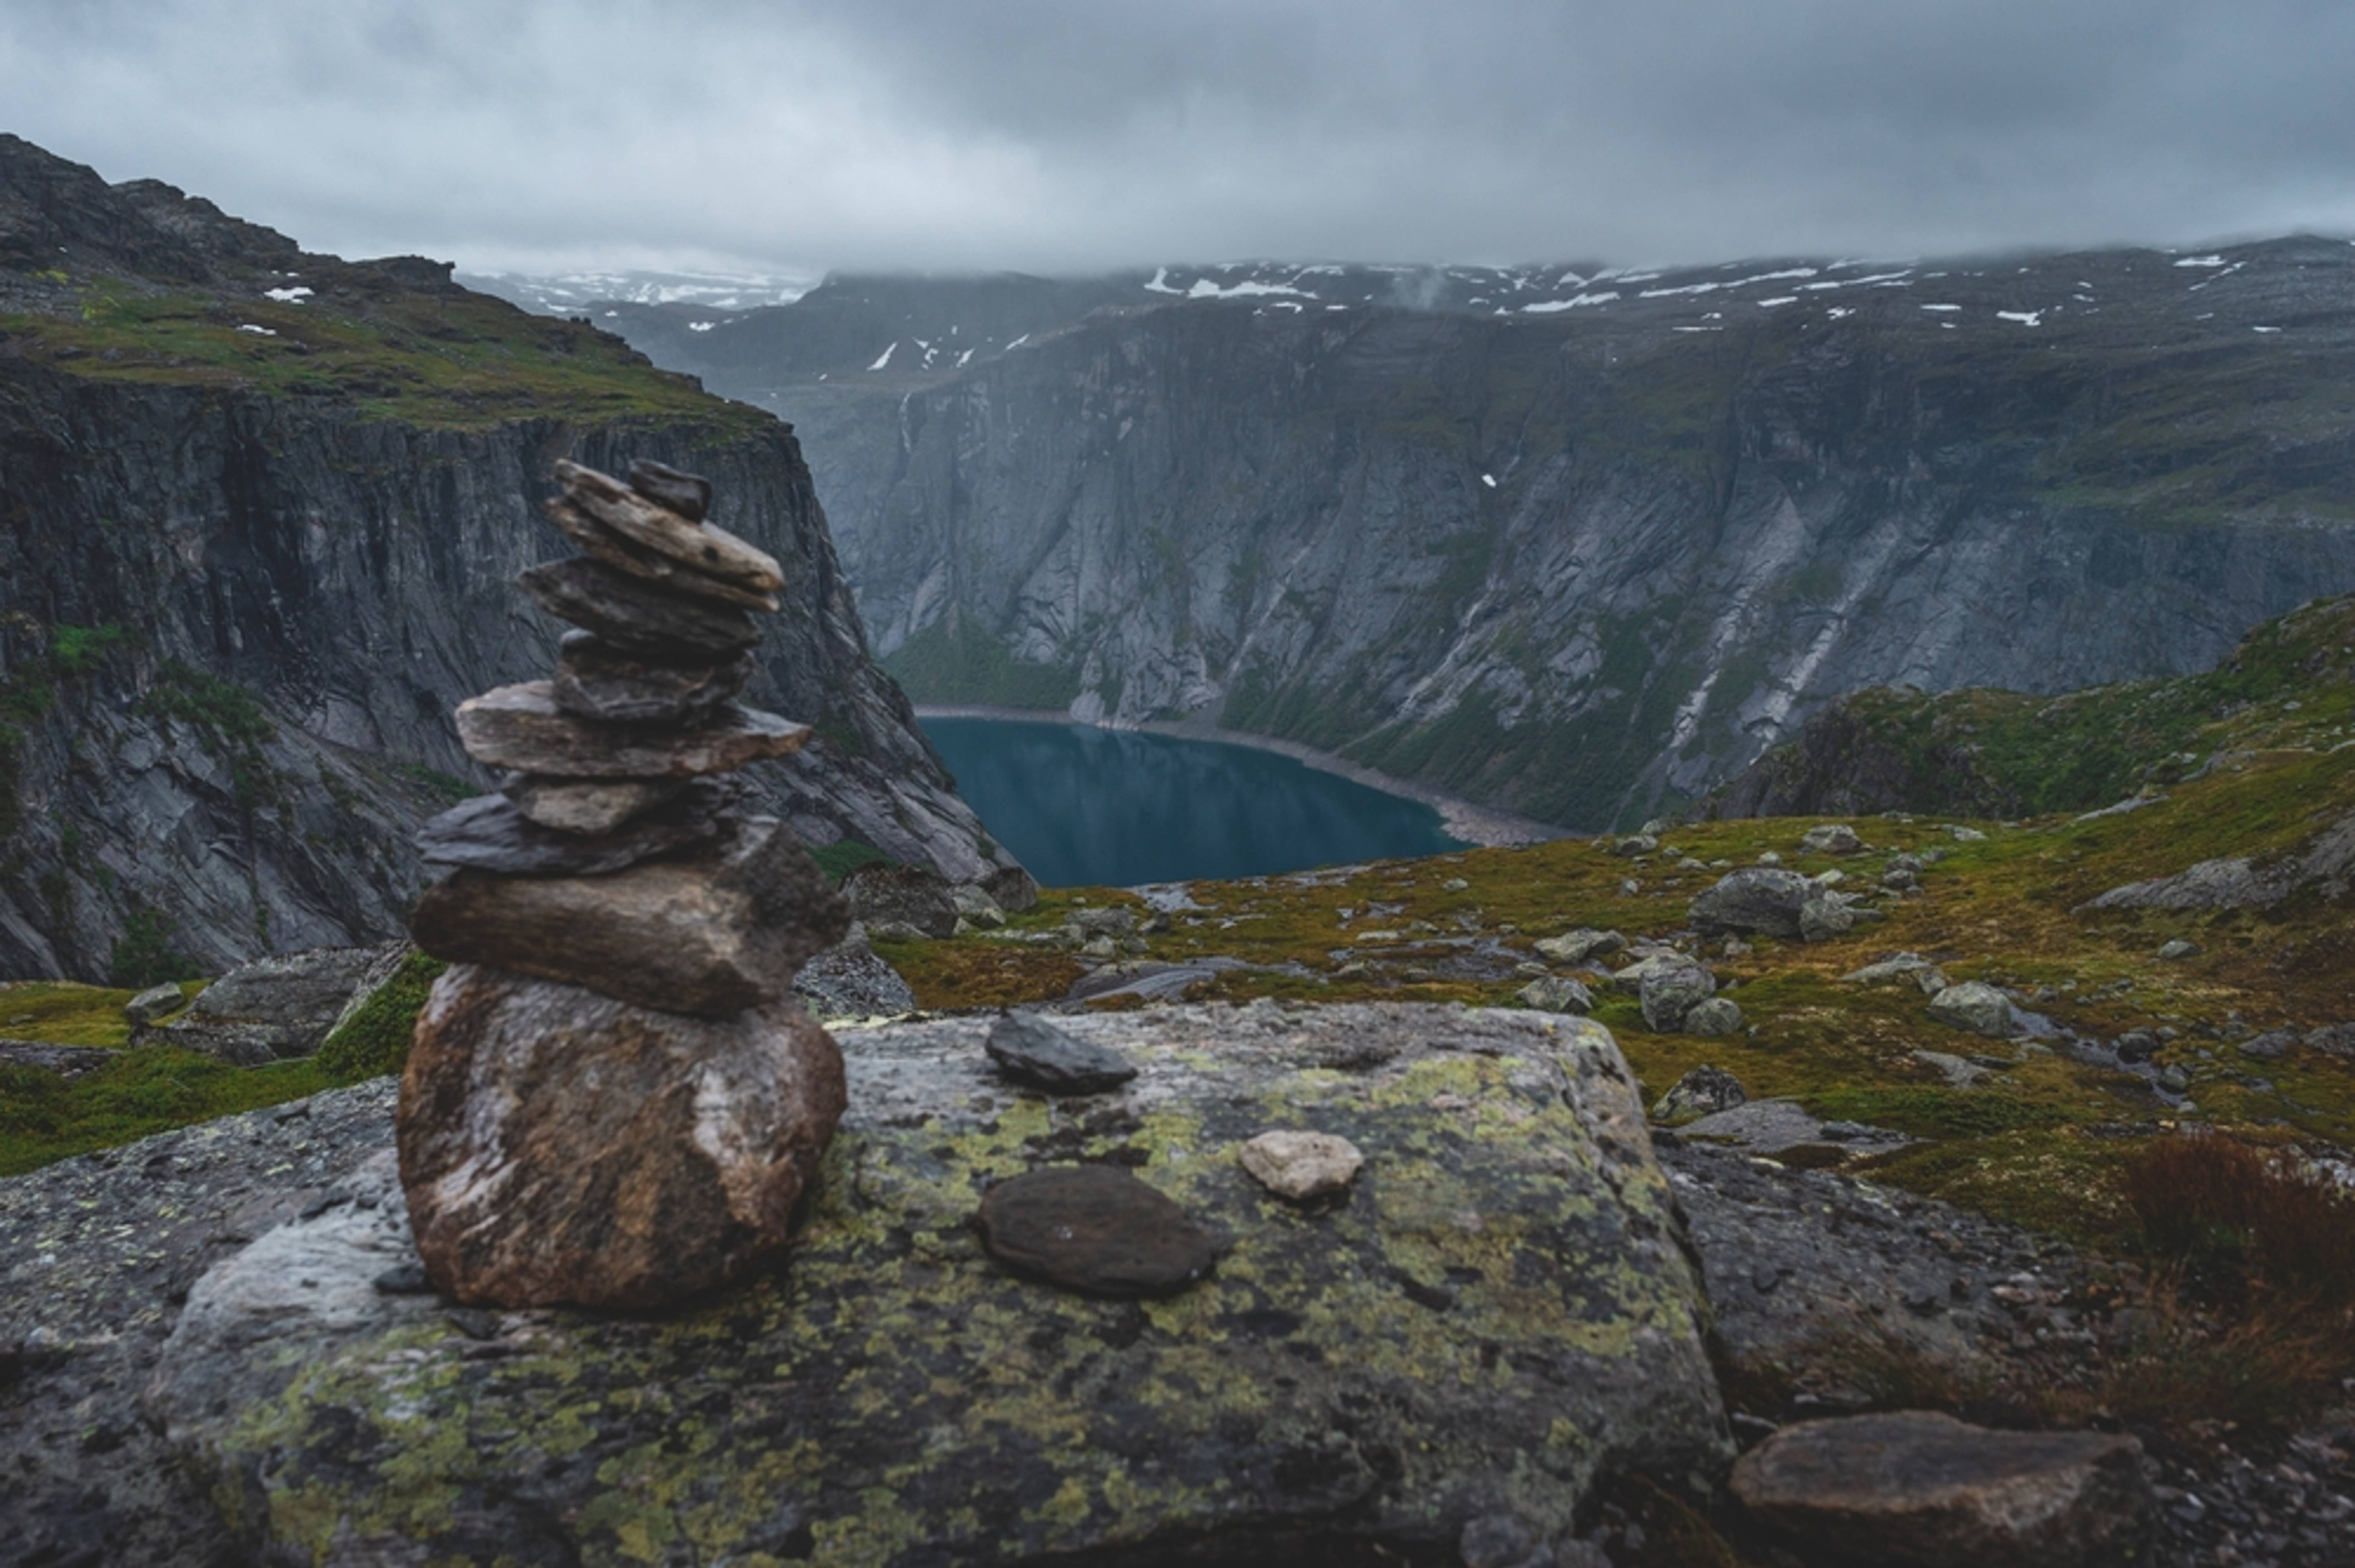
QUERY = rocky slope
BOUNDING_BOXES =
[576,247,2355,831]
[0,135,1000,982]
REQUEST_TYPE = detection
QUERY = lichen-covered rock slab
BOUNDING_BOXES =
[397,964,847,1307]
[152,1002,1729,1566]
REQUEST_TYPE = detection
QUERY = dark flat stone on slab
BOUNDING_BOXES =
[416,778,736,874]
[551,631,753,726]
[986,1012,1139,1095]
[976,1165,1221,1298]
[518,557,760,661]
[456,682,810,778]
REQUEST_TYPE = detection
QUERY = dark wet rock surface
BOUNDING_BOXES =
[975,1164,1223,1297]
[517,555,762,660]
[550,631,755,726]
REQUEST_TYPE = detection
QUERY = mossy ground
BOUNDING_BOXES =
[1,272,772,433]
[887,663,2355,1260]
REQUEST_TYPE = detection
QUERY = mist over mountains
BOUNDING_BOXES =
[539,241,2355,829]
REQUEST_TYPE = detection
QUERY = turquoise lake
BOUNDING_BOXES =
[917,717,1465,888]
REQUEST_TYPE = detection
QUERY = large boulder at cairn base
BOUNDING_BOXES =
[409,816,849,1015]
[152,1002,1728,1566]
[396,964,847,1308]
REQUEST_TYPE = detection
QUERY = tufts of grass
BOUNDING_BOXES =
[2125,1134,2355,1306]
[0,1047,331,1177]
[314,952,446,1084]
[0,979,183,1047]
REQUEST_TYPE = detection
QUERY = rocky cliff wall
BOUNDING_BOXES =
[610,242,2355,833]
[0,137,998,982]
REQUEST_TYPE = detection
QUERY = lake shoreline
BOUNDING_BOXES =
[909,705,1574,850]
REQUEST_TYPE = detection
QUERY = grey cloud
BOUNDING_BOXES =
[1,0,2349,276]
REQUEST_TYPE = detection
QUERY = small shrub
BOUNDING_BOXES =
[810,838,894,883]
[2126,1134,2355,1306]
[316,951,447,1083]
[2079,1295,2349,1434]
[50,622,129,675]
[109,908,201,989]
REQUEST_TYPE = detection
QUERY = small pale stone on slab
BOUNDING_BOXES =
[976,1165,1223,1298]
[501,773,689,834]
[985,1012,1138,1095]
[518,557,760,660]
[1730,1411,2150,1568]
[456,682,809,778]
[554,458,783,591]
[1239,1130,1364,1201]
[551,632,753,726]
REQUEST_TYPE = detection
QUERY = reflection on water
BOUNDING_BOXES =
[918,718,1464,888]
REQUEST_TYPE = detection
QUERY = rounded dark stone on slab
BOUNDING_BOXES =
[628,458,713,522]
[553,631,755,725]
[518,557,760,661]
[986,1013,1139,1095]
[976,1165,1222,1298]
[417,778,737,874]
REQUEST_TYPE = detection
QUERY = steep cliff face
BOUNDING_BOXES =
[594,247,2355,831]
[0,136,996,982]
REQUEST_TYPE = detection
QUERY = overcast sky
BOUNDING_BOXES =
[5,0,2352,278]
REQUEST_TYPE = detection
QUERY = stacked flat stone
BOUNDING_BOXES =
[396,458,852,1311]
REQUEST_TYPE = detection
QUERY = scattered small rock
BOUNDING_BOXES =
[1683,996,1744,1036]
[1799,823,1862,856]
[2156,939,2199,961]
[1927,980,2014,1039]
[1640,959,1717,1032]
[1653,1065,1748,1122]
[1515,975,1594,1014]
[123,982,187,1025]
[1534,927,1625,965]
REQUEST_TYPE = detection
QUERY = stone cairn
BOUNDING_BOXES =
[397,458,852,1310]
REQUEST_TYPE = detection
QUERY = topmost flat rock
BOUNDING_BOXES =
[554,459,783,594]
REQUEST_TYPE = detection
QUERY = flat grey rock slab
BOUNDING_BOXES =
[144,1003,1728,1566]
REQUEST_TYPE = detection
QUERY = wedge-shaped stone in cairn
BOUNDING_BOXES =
[553,457,783,593]
[398,965,847,1308]
[418,778,737,875]
[976,1165,1223,1298]
[501,773,689,834]
[457,682,809,778]
[544,498,782,611]
[551,631,753,726]
[410,816,849,1015]
[628,457,713,521]
[519,557,760,661]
